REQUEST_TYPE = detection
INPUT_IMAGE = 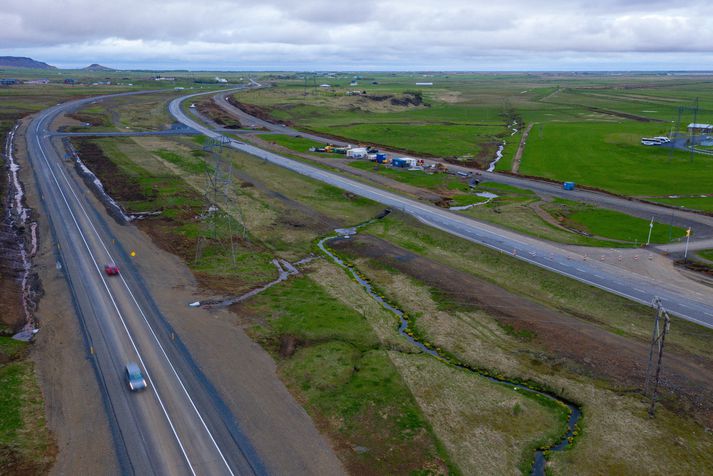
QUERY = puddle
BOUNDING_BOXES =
[317,213,581,475]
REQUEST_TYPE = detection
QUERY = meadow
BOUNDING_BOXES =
[234,72,713,208]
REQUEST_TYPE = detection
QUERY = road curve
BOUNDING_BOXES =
[171,90,713,330]
[26,92,264,475]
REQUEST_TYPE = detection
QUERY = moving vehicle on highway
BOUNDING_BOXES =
[104,263,119,275]
[125,362,147,391]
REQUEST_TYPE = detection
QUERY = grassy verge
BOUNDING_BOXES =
[349,160,467,190]
[335,235,713,475]
[698,249,713,261]
[648,196,713,213]
[260,133,324,151]
[457,190,632,247]
[0,338,55,474]
[245,271,452,474]
[363,213,713,360]
[520,122,713,197]
[543,199,686,244]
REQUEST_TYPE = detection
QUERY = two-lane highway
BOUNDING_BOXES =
[171,89,713,330]
[26,93,263,474]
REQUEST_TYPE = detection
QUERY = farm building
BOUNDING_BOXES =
[688,123,713,134]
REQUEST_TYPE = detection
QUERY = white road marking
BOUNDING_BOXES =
[36,110,237,475]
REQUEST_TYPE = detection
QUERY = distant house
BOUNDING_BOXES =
[688,123,713,133]
[415,82,433,86]
[154,76,175,81]
[215,77,228,83]
[25,78,49,84]
[64,78,76,84]
[320,84,331,88]
[0,78,19,85]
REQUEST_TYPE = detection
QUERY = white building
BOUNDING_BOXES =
[688,123,713,133]
[346,147,369,159]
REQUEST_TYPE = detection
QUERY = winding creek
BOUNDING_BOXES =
[317,214,582,475]
[487,120,520,172]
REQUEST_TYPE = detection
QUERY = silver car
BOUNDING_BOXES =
[125,362,147,391]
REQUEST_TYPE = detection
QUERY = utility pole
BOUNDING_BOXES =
[645,297,671,417]
[690,97,699,162]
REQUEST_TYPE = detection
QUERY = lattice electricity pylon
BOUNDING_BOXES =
[194,136,247,266]
[202,136,231,152]
[670,97,704,162]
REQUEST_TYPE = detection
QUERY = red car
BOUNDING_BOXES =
[104,263,120,276]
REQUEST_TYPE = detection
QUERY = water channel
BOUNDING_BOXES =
[317,213,582,475]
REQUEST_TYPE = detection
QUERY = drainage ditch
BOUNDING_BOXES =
[316,211,582,475]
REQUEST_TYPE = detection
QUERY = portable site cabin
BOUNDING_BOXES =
[392,157,417,168]
[346,147,369,159]
[563,182,576,191]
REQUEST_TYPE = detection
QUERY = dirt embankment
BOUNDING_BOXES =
[196,100,241,129]
[331,233,713,428]
[585,106,666,123]
[227,97,281,125]
[70,139,147,202]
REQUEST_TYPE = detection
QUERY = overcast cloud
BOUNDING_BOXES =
[2,0,713,70]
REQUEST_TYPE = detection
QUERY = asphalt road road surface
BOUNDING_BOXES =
[211,90,713,240]
[26,92,264,475]
[171,90,713,330]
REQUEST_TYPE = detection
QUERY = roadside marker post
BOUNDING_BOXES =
[646,216,654,246]
[684,227,691,260]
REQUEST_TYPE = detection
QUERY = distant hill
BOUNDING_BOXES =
[83,63,115,71]
[0,56,56,69]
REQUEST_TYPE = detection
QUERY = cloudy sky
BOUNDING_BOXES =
[2,0,712,70]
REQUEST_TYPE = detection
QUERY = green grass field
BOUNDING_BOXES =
[233,73,713,206]
[544,199,686,244]
[649,196,713,212]
[349,159,467,190]
[519,122,713,197]
[259,133,325,152]
[248,273,452,473]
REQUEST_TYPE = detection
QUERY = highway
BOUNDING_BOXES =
[171,90,713,330]
[26,93,264,474]
[211,90,713,239]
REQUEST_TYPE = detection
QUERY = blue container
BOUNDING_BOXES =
[376,153,387,162]
[392,158,407,168]
[563,181,576,191]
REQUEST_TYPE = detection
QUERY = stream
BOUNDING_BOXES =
[317,214,581,475]
[5,125,39,341]
[487,120,520,172]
